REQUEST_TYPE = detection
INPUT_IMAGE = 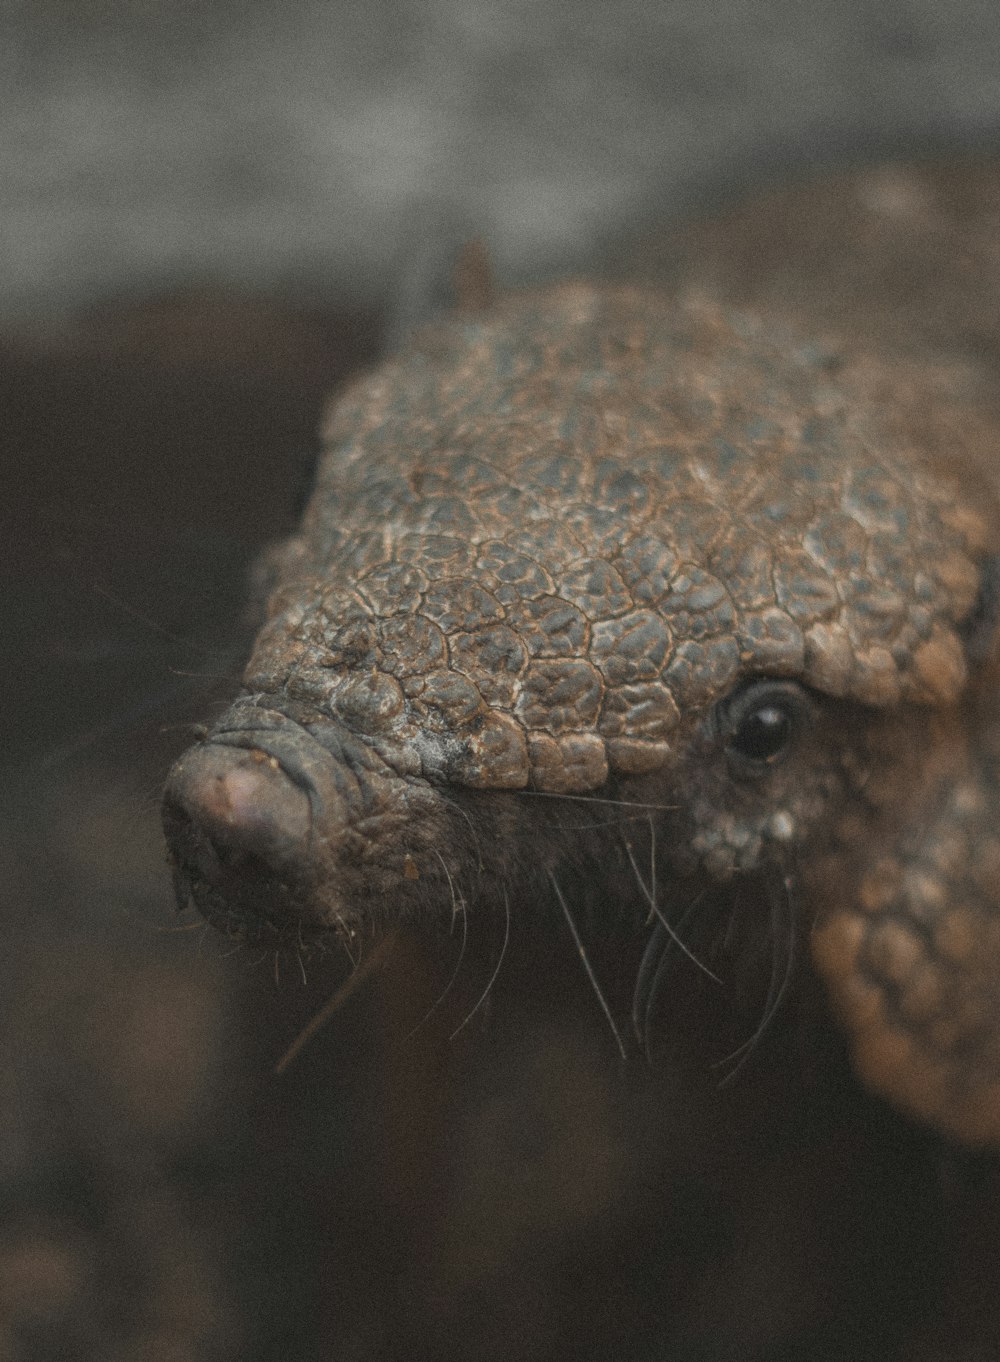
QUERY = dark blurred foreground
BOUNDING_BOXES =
[4,161,1000,1360]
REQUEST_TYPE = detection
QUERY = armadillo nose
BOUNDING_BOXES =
[162,743,312,909]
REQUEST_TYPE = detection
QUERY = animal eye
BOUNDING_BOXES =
[718,680,811,773]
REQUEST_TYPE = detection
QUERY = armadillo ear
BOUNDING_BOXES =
[384,200,491,352]
[962,553,1000,665]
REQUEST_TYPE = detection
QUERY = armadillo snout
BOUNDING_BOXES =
[162,699,441,941]
[163,741,314,937]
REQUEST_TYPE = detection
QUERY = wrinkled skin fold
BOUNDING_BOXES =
[164,281,1000,1145]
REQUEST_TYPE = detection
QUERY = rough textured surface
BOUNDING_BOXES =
[165,276,1000,1147]
[277,285,987,738]
[813,732,1000,1144]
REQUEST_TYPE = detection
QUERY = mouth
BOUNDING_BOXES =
[167,817,310,944]
[164,760,317,945]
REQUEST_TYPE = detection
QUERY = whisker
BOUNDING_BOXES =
[273,931,398,1075]
[27,674,214,774]
[716,872,797,1085]
[550,871,627,1061]
[624,840,720,984]
[558,814,663,831]
[402,859,469,1042]
[622,834,653,919]
[333,912,358,968]
[638,892,708,1057]
[517,790,679,813]
[158,722,210,738]
[633,919,668,1043]
[447,799,485,873]
[647,814,658,919]
[91,579,235,658]
[168,666,245,683]
[450,885,510,1040]
[721,881,743,954]
[433,849,462,935]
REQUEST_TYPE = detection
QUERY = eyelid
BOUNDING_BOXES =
[717,678,812,774]
[719,679,812,731]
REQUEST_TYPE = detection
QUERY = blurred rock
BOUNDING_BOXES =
[7,0,1000,322]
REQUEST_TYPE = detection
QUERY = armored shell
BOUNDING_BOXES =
[246,284,990,794]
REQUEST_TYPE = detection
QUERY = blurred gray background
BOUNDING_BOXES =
[5,0,1000,322]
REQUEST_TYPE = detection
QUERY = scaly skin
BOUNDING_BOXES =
[163,281,1000,1145]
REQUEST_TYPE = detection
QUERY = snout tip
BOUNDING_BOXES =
[162,743,312,930]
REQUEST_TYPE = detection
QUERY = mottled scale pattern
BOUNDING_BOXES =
[813,763,1000,1145]
[246,283,991,793]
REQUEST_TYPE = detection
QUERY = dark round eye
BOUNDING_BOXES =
[718,680,811,774]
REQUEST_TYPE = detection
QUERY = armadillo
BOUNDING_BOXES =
[162,276,1000,1146]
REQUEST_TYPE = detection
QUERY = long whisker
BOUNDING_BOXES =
[633,919,668,1042]
[295,922,310,985]
[721,880,743,954]
[716,872,797,1085]
[550,871,627,1061]
[447,798,485,873]
[624,840,721,984]
[91,579,235,658]
[450,885,510,1040]
[402,855,469,1041]
[517,790,679,813]
[556,816,667,831]
[434,849,461,935]
[647,814,657,920]
[143,919,206,934]
[638,892,708,1057]
[333,911,358,969]
[624,837,651,908]
[28,673,213,774]
[273,932,398,1075]
[168,666,245,682]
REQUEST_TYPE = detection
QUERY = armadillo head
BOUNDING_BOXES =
[163,282,1000,1143]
